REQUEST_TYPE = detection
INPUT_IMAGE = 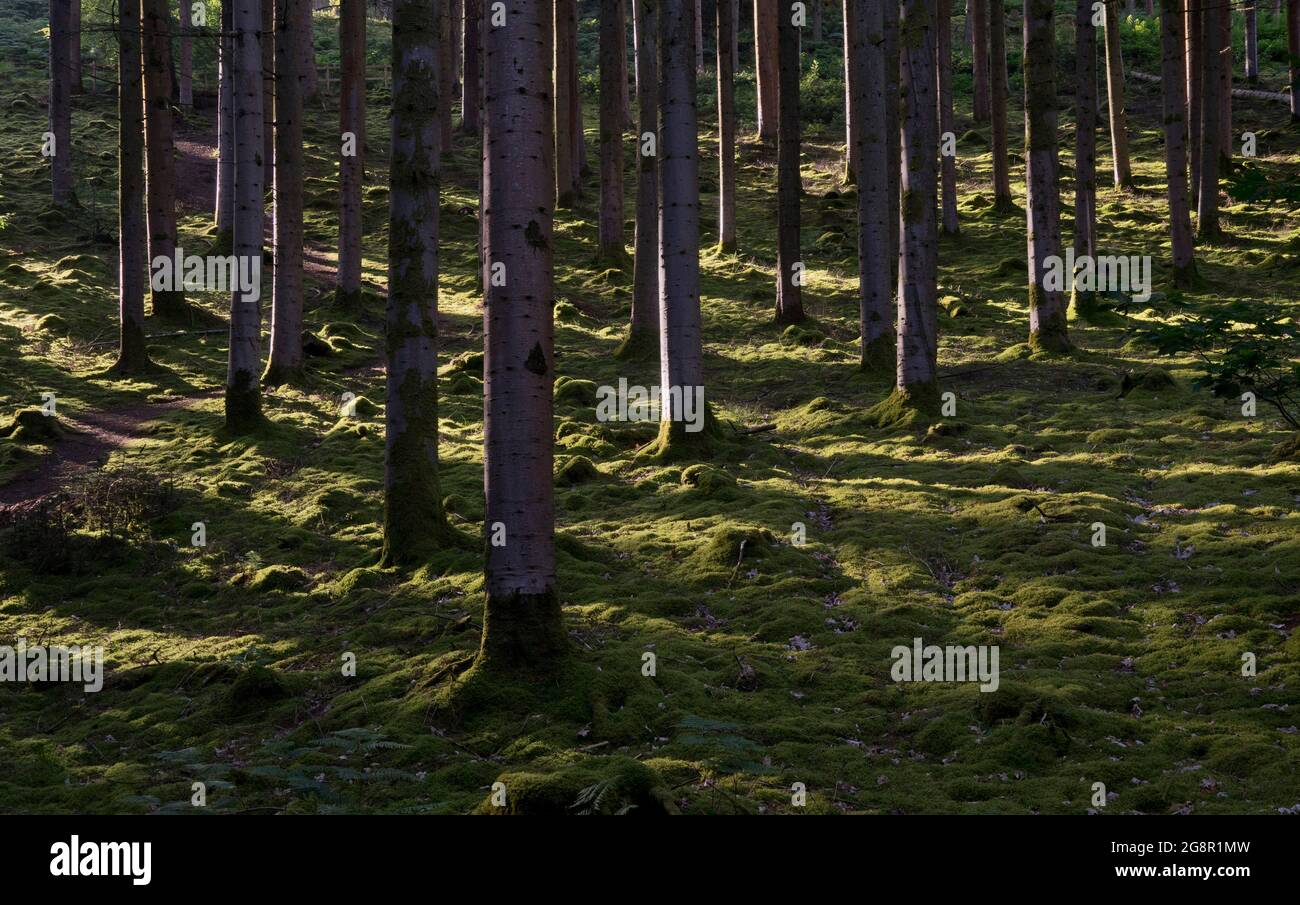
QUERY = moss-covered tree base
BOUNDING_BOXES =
[477,757,679,815]
[867,382,942,428]
[614,327,658,361]
[206,229,233,257]
[334,286,363,309]
[149,291,194,323]
[715,240,737,255]
[261,362,307,388]
[859,333,895,373]
[1067,289,1123,326]
[473,587,567,677]
[378,515,465,569]
[222,384,264,436]
[638,405,728,463]
[1171,261,1202,290]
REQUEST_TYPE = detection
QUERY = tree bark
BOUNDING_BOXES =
[116,0,151,374]
[812,0,823,43]
[775,0,804,325]
[599,0,625,259]
[1186,0,1202,188]
[179,0,194,109]
[451,0,463,98]
[1197,0,1223,240]
[1103,0,1133,191]
[1025,0,1071,353]
[262,0,274,186]
[49,0,75,206]
[70,0,83,93]
[988,0,1013,211]
[215,0,235,251]
[884,0,900,272]
[895,0,939,406]
[226,0,266,433]
[337,0,366,307]
[555,0,579,204]
[619,0,633,128]
[624,0,659,356]
[754,0,778,141]
[479,0,565,671]
[297,0,317,99]
[849,0,892,370]
[1245,1,1259,83]
[842,0,855,184]
[1072,0,1098,313]
[461,0,482,134]
[1218,0,1232,173]
[266,0,306,386]
[1159,0,1196,285]
[937,0,959,236]
[717,0,737,252]
[654,0,710,455]
[696,0,704,71]
[970,0,990,122]
[382,0,451,566]
[1290,0,1300,121]
[143,0,185,317]
[436,1,454,152]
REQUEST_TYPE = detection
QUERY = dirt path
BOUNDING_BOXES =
[0,394,216,506]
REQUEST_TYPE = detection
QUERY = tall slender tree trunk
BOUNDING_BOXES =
[843,0,856,184]
[970,0,990,122]
[178,0,194,109]
[775,0,804,325]
[619,0,633,128]
[116,0,151,374]
[49,0,75,206]
[755,0,778,141]
[266,0,306,386]
[1025,0,1071,354]
[884,0,900,272]
[717,0,737,252]
[696,0,704,71]
[1245,1,1259,83]
[1187,0,1202,188]
[226,0,266,434]
[555,0,578,205]
[1290,0,1300,121]
[892,0,939,411]
[653,0,711,456]
[850,0,892,370]
[1103,0,1133,191]
[143,0,185,317]
[436,1,454,152]
[461,0,482,134]
[1197,0,1224,240]
[1071,0,1099,316]
[451,0,463,99]
[262,0,274,186]
[479,0,565,671]
[812,0,823,43]
[215,0,235,251]
[599,0,625,259]
[297,0,317,99]
[1159,0,1196,285]
[624,0,659,357]
[336,0,366,307]
[988,0,1013,212]
[937,0,959,236]
[382,0,451,566]
[70,0,83,93]
[1218,1,1232,173]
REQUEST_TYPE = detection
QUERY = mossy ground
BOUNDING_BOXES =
[0,8,1297,815]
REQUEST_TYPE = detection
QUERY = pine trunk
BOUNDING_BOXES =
[1218,1,1232,173]
[1072,0,1098,313]
[298,0,317,99]
[262,0,274,186]
[179,0,193,109]
[970,0,991,122]
[1196,0,1223,240]
[116,0,151,374]
[266,0,306,386]
[1245,1,1258,83]
[437,1,454,152]
[143,0,185,317]
[625,0,659,356]
[215,1,235,250]
[382,0,451,566]
[1290,0,1300,121]
[1186,0,1202,188]
[717,0,737,252]
[555,0,578,205]
[754,0,778,141]
[337,0,366,307]
[226,0,266,434]
[1025,0,1070,354]
[843,0,855,184]
[849,0,892,370]
[937,0,959,236]
[988,0,1013,211]
[619,0,632,128]
[1159,0,1196,284]
[775,0,804,325]
[461,0,482,134]
[884,0,900,273]
[479,0,565,671]
[599,0,625,259]
[49,0,75,206]
[1103,0,1133,191]
[696,0,704,71]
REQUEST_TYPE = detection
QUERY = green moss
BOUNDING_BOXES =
[0,408,65,443]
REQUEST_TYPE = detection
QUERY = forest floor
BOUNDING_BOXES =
[1,19,1299,814]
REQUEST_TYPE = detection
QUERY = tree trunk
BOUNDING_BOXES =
[461,0,482,134]
[842,0,855,184]
[143,0,185,317]
[178,0,193,109]
[754,0,778,140]
[1071,0,1098,315]
[555,0,578,205]
[479,0,565,672]
[894,0,939,408]
[337,0,366,307]
[1197,0,1223,240]
[988,0,1013,211]
[1290,0,1300,121]
[266,0,306,386]
[624,0,659,356]
[70,0,83,93]
[1025,0,1071,354]
[849,0,892,370]
[1103,0,1133,191]
[116,0,151,374]
[775,0,804,325]
[1218,0,1232,173]
[812,0,823,43]
[1186,0,1202,188]
[297,0,317,99]
[1159,0,1196,285]
[598,0,625,259]
[215,0,235,251]
[653,0,711,456]
[970,0,990,122]
[382,0,451,566]
[717,0,737,252]
[937,0,959,236]
[884,0,900,272]
[1245,1,1259,83]
[262,0,274,186]
[436,1,454,152]
[451,0,463,99]
[619,0,633,127]
[49,0,75,206]
[696,0,704,71]
[226,0,266,434]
